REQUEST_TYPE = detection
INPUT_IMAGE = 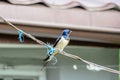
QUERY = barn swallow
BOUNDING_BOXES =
[43,29,72,62]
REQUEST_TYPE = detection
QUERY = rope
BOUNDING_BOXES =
[0,16,46,45]
[50,56,58,65]
[45,43,55,56]
[18,30,24,42]
[59,51,120,74]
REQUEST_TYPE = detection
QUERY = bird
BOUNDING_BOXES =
[40,29,72,71]
[43,29,72,62]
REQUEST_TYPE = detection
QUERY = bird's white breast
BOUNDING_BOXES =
[55,36,69,51]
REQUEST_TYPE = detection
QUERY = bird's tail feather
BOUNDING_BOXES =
[43,56,50,61]
[40,60,49,71]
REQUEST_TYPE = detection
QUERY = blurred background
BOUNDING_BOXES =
[0,0,120,80]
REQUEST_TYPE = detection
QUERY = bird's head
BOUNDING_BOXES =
[62,29,72,39]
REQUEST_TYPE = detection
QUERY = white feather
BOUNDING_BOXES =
[55,36,69,51]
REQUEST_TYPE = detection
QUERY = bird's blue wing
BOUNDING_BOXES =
[43,35,61,62]
[53,35,61,48]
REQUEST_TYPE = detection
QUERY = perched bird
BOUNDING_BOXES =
[43,29,72,62]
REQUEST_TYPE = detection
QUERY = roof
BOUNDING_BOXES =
[0,1,120,30]
[8,0,120,11]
